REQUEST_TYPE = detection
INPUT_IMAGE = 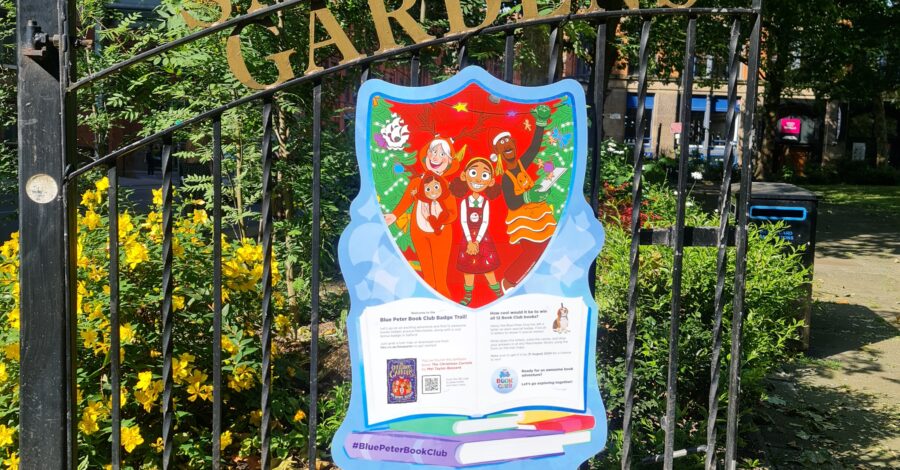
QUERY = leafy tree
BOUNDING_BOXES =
[612,0,899,177]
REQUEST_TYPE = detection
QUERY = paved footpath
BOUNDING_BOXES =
[757,186,899,468]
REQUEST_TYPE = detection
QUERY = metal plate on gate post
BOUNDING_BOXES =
[25,174,59,204]
[332,67,607,469]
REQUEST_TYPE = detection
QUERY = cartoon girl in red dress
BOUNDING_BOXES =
[450,157,503,306]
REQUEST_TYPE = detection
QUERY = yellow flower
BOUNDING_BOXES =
[293,409,306,423]
[0,364,7,383]
[95,177,109,193]
[82,210,101,230]
[135,380,162,412]
[192,209,209,225]
[3,452,18,470]
[124,241,149,269]
[118,212,134,242]
[275,314,291,334]
[80,329,98,349]
[6,308,18,330]
[119,323,134,344]
[152,188,163,207]
[250,409,262,426]
[220,430,233,449]
[78,401,106,435]
[236,242,262,264]
[187,382,213,402]
[172,353,195,384]
[172,295,185,311]
[228,364,255,392]
[2,343,18,362]
[121,425,144,453]
[151,437,164,453]
[186,370,208,386]
[93,336,110,356]
[0,234,18,259]
[81,189,101,209]
[87,305,104,322]
[0,425,14,447]
[221,337,238,355]
[136,371,153,390]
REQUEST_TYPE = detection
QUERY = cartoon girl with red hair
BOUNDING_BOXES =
[383,138,460,298]
[450,156,503,306]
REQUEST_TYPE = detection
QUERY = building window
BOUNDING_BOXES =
[684,95,740,160]
[625,93,654,156]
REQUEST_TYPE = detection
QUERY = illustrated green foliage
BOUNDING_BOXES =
[369,99,418,252]
[532,99,576,220]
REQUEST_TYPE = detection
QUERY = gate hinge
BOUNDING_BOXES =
[22,20,90,58]
[22,20,49,58]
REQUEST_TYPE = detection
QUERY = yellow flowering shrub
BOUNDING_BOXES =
[0,176,328,468]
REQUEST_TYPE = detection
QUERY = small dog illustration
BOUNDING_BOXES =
[552,303,569,333]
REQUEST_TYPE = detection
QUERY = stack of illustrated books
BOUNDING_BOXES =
[344,411,595,466]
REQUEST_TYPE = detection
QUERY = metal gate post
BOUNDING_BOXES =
[16,0,78,466]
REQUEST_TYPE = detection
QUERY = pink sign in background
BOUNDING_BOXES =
[779,118,802,136]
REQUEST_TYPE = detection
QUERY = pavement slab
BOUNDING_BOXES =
[757,186,900,469]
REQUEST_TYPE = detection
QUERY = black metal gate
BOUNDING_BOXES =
[15,1,762,468]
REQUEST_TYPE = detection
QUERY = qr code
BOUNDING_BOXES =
[421,375,441,394]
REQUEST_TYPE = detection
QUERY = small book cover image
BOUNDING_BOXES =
[387,358,417,404]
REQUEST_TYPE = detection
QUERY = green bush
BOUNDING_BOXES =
[0,175,353,468]
[590,141,809,467]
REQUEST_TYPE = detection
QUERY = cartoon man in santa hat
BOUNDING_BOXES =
[492,105,557,292]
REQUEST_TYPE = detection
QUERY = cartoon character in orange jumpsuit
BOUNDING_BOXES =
[383,138,460,298]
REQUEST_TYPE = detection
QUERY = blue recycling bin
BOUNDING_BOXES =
[733,182,818,349]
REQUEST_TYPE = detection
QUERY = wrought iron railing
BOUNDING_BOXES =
[16,1,762,469]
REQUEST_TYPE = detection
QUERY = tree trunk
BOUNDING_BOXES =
[758,82,782,181]
[273,106,299,314]
[873,92,888,167]
[755,22,789,181]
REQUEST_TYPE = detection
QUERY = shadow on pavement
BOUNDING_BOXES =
[757,379,900,469]
[815,205,900,260]
[808,301,899,359]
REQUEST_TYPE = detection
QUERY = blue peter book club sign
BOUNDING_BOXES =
[333,67,607,468]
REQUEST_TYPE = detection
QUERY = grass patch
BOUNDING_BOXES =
[802,185,900,216]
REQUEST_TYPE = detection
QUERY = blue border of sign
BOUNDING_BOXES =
[332,66,607,469]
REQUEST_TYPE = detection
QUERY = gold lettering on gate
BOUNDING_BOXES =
[444,0,501,35]
[368,0,435,54]
[521,0,571,19]
[306,8,365,75]
[226,23,296,90]
[578,0,603,14]
[176,0,705,89]
[657,0,698,7]
[181,0,232,28]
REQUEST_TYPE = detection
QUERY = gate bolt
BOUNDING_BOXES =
[23,20,48,58]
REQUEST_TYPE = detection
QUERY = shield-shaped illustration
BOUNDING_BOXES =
[366,72,576,308]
